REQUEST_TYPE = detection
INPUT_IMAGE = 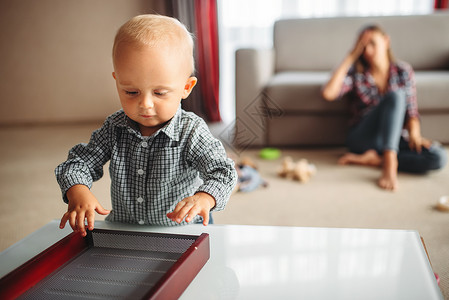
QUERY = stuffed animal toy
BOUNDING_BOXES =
[235,156,268,192]
[278,156,316,183]
[278,156,295,178]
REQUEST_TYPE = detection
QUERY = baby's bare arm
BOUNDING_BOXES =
[167,192,215,226]
[60,184,110,236]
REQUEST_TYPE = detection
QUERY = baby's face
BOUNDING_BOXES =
[113,43,196,136]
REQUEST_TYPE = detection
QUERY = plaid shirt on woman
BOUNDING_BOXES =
[55,107,237,226]
[339,60,420,126]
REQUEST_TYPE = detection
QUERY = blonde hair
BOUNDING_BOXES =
[112,14,195,74]
[354,24,395,73]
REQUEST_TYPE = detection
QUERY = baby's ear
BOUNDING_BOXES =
[182,76,197,99]
[112,72,116,80]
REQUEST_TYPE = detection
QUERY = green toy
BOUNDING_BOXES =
[259,148,281,160]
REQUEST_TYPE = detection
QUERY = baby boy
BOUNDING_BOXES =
[55,15,237,236]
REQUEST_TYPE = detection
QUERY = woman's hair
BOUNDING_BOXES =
[112,14,195,74]
[354,24,395,73]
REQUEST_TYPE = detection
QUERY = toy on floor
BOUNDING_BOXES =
[235,156,268,192]
[278,156,316,183]
[436,196,449,212]
[259,147,281,160]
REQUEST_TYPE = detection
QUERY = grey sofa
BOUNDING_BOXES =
[235,13,449,148]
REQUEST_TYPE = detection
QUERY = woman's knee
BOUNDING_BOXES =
[383,90,406,111]
[397,142,447,173]
[427,143,448,171]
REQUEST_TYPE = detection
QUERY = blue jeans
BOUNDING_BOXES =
[346,90,447,173]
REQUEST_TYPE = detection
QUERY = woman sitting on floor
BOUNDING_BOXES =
[321,24,447,191]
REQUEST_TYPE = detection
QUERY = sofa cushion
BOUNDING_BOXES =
[415,72,449,111]
[267,115,348,146]
[265,71,449,113]
[420,114,449,143]
[274,14,449,72]
[265,72,349,113]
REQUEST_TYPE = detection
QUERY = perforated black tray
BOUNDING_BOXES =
[0,229,210,300]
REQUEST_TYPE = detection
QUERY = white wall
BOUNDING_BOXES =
[0,0,164,124]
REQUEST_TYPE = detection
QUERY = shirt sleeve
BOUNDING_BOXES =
[402,63,420,121]
[186,119,238,212]
[338,66,355,99]
[54,118,113,203]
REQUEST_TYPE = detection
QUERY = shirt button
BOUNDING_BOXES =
[137,169,144,175]
[141,141,148,148]
[138,220,145,225]
[137,197,144,203]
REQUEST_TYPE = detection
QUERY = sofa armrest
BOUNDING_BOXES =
[235,48,275,147]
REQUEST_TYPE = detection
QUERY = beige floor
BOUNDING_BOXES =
[0,123,448,298]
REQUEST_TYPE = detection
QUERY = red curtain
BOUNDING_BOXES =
[194,0,221,122]
[435,0,449,9]
[169,0,221,122]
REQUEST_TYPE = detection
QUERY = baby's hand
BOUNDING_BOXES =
[167,192,215,226]
[59,185,110,236]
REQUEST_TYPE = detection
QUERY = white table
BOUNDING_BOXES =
[0,220,443,300]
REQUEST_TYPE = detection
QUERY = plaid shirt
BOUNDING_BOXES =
[55,107,237,226]
[339,61,420,126]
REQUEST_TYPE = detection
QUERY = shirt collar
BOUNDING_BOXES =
[159,105,182,141]
[389,62,399,77]
[119,106,182,141]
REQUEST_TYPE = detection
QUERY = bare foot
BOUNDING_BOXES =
[378,150,398,191]
[338,150,382,167]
